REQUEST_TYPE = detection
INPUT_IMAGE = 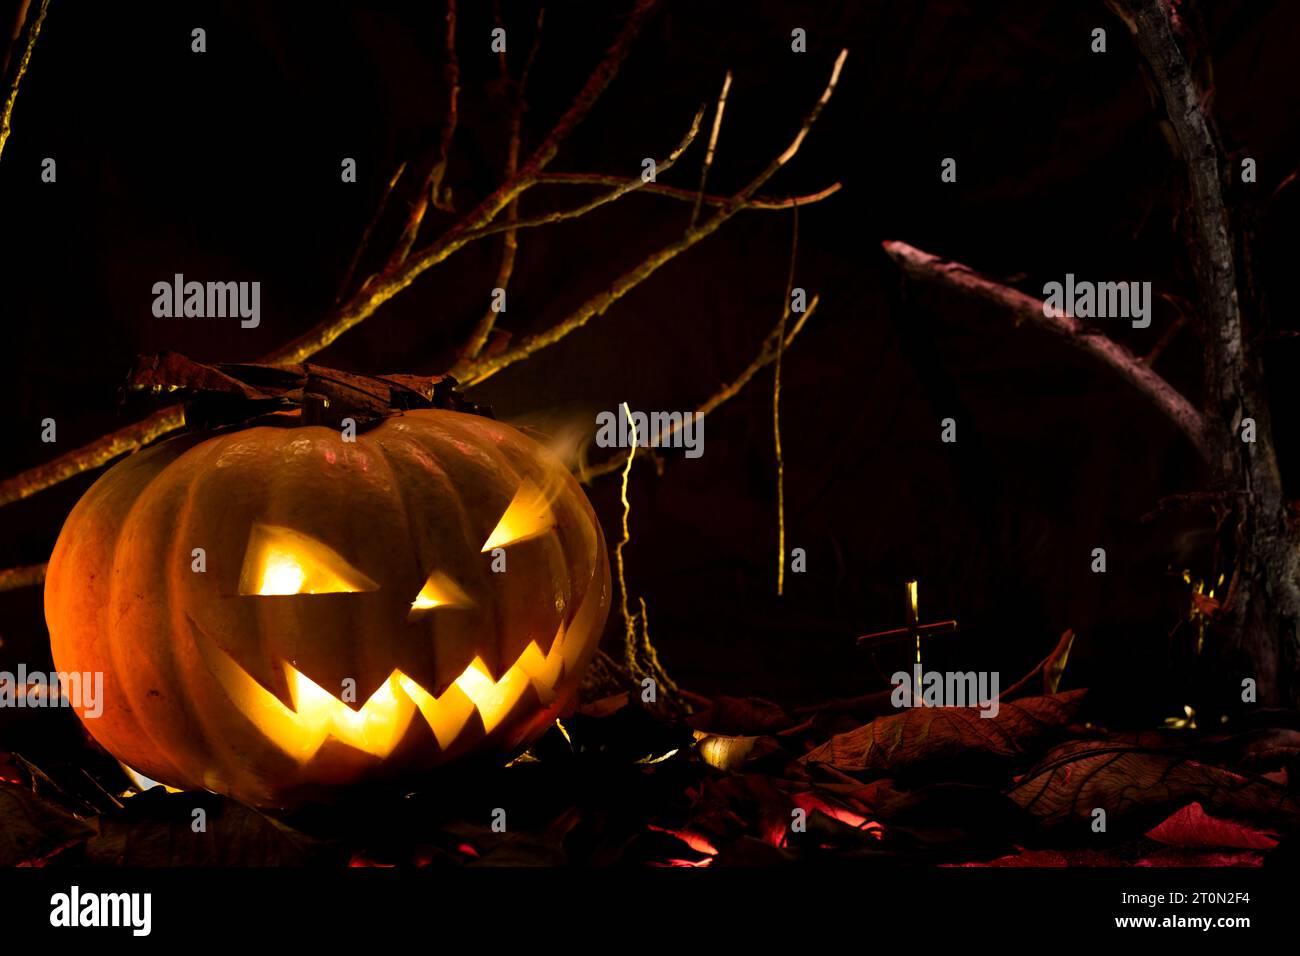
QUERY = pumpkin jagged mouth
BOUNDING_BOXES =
[189,619,569,764]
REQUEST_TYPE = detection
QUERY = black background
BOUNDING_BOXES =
[2,0,1298,721]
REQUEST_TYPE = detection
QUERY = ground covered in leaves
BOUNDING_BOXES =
[3,674,1299,867]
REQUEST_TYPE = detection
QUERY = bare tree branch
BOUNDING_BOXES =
[689,70,732,229]
[388,0,461,268]
[881,239,1212,460]
[459,6,546,364]
[451,104,703,369]
[0,563,47,592]
[773,204,799,596]
[0,406,184,508]
[334,159,408,304]
[453,105,704,248]
[538,173,841,208]
[0,0,49,164]
[456,49,848,386]
[262,0,662,367]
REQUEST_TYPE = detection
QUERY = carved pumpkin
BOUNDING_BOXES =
[45,410,610,807]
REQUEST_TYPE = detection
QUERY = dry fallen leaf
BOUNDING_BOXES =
[803,690,1087,775]
[1010,739,1300,837]
[0,784,95,865]
[1145,801,1277,849]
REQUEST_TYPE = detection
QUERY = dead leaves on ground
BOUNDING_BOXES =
[2,682,1298,866]
[802,690,1086,777]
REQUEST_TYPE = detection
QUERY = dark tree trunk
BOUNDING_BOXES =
[1112,0,1300,707]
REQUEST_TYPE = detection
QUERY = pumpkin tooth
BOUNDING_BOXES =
[188,614,295,713]
[200,619,569,762]
[514,627,566,699]
[282,665,416,760]
[453,656,534,734]
[396,674,476,751]
[195,621,417,763]
[408,570,474,616]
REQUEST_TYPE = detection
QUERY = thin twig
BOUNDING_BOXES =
[881,239,1212,461]
[334,160,408,305]
[580,294,820,481]
[689,71,732,229]
[0,0,49,164]
[450,107,704,256]
[1143,310,1187,365]
[388,0,461,268]
[774,204,799,596]
[615,403,639,674]
[459,6,545,364]
[2,1,33,79]
[0,406,184,508]
[0,562,47,592]
[457,49,848,386]
[637,594,681,699]
[538,173,842,209]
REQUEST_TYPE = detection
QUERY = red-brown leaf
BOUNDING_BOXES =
[1010,739,1300,835]
[802,690,1086,774]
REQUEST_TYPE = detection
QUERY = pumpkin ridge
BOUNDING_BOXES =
[107,435,223,789]
[47,442,188,779]
[165,431,255,791]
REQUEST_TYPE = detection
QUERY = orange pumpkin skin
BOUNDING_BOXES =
[45,410,610,808]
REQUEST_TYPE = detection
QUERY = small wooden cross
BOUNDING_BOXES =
[856,579,957,670]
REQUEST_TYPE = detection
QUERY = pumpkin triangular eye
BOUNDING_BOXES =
[238,524,379,595]
[481,480,556,552]
[409,570,473,613]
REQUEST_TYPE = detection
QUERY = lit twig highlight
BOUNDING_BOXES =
[460,6,545,364]
[0,405,185,509]
[536,174,842,210]
[608,408,681,703]
[449,106,704,252]
[689,70,731,229]
[580,294,819,481]
[335,160,408,304]
[774,204,799,596]
[615,402,639,674]
[638,596,679,698]
[0,0,49,164]
[389,0,460,267]
[0,562,47,592]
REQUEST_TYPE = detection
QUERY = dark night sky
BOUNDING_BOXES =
[2,0,1298,720]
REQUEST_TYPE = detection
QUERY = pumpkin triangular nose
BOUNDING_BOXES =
[408,570,473,616]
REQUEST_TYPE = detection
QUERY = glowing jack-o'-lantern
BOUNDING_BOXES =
[44,410,610,807]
